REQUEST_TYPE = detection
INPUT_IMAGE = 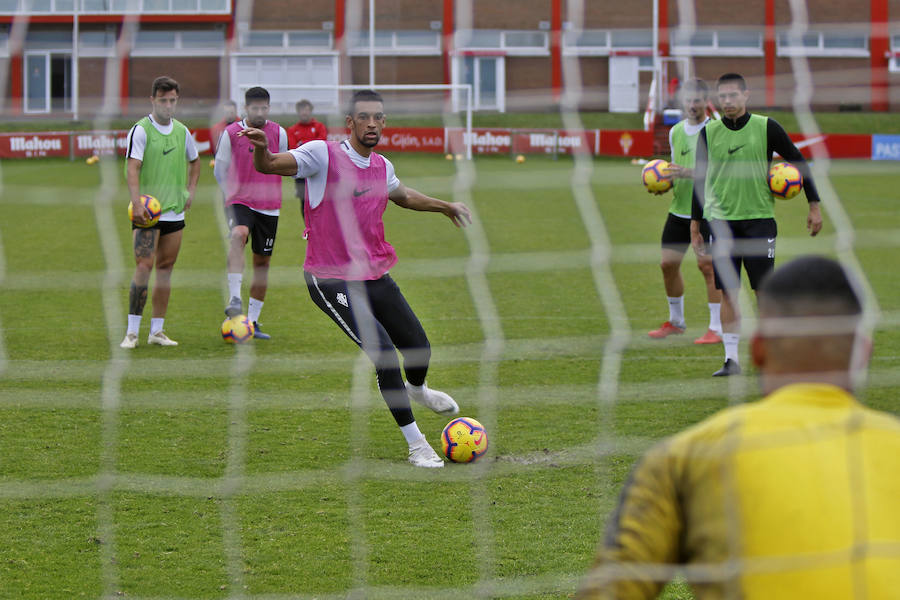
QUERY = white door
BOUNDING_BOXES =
[609,56,640,113]
[454,55,505,112]
[231,55,339,114]
[24,52,50,114]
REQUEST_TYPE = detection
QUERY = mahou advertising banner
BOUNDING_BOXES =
[446,128,513,154]
[512,129,597,155]
[0,132,70,158]
[72,130,129,157]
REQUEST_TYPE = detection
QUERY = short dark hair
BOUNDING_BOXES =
[151,76,179,97]
[717,72,747,91]
[681,78,708,97]
[758,256,862,320]
[347,89,384,116]
[245,86,270,104]
[296,99,313,111]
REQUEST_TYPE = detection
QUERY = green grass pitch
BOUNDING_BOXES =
[0,154,898,599]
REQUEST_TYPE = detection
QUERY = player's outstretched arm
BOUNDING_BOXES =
[389,183,472,228]
[237,127,299,176]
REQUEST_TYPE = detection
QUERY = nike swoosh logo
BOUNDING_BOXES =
[162,147,175,155]
[727,145,745,155]
[352,188,371,197]
[680,149,691,155]
[767,238,775,243]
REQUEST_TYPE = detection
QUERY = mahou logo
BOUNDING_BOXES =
[2,133,68,158]
[10,136,62,152]
[75,133,128,155]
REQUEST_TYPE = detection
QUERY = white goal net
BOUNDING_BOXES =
[0,0,898,599]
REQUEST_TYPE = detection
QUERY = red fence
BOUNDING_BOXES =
[0,128,878,160]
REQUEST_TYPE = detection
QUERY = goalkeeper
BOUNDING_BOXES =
[578,255,900,599]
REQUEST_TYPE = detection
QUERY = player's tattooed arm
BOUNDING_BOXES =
[129,281,149,315]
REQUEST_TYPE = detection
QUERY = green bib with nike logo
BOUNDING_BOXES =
[669,120,699,217]
[125,116,189,215]
[703,113,773,220]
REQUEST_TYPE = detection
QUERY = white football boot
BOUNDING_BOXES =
[407,436,444,468]
[119,333,138,349]
[148,331,178,346]
[405,382,459,416]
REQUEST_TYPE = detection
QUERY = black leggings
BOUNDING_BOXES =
[305,272,431,427]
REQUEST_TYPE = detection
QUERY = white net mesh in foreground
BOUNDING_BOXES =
[1,1,899,599]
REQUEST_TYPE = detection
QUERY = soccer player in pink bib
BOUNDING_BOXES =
[214,86,288,339]
[239,90,472,468]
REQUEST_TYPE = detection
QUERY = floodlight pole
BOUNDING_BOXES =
[368,0,375,86]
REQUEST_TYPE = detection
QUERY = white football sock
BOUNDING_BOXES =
[227,273,242,301]
[127,314,141,336]
[150,318,164,335]
[248,297,263,323]
[667,296,685,328]
[723,333,740,363]
[400,421,424,445]
[708,303,722,333]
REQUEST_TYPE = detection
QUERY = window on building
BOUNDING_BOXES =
[24,0,51,10]
[610,29,652,49]
[562,30,609,55]
[181,28,224,48]
[348,29,440,55]
[79,27,117,55]
[776,30,868,57]
[455,29,547,55]
[243,31,284,47]
[135,30,177,49]
[1,0,230,13]
[131,28,225,55]
[671,28,762,56]
[287,31,332,49]
[25,29,73,47]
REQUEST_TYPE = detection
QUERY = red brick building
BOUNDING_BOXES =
[2,0,898,119]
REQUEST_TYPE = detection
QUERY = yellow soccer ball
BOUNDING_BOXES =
[768,162,803,199]
[221,315,255,344]
[128,194,162,228]
[641,159,673,194]
[441,417,489,463]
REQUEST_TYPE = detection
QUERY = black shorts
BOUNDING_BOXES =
[132,219,185,236]
[226,203,278,256]
[661,213,711,252]
[709,218,777,290]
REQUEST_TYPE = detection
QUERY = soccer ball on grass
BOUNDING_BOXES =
[221,315,255,344]
[641,159,673,194]
[128,194,162,227]
[441,417,488,463]
[768,162,803,199]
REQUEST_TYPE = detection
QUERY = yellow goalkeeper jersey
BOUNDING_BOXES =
[579,383,900,600]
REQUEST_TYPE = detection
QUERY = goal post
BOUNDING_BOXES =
[236,83,474,160]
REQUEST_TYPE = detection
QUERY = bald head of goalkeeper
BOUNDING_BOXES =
[752,255,869,395]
